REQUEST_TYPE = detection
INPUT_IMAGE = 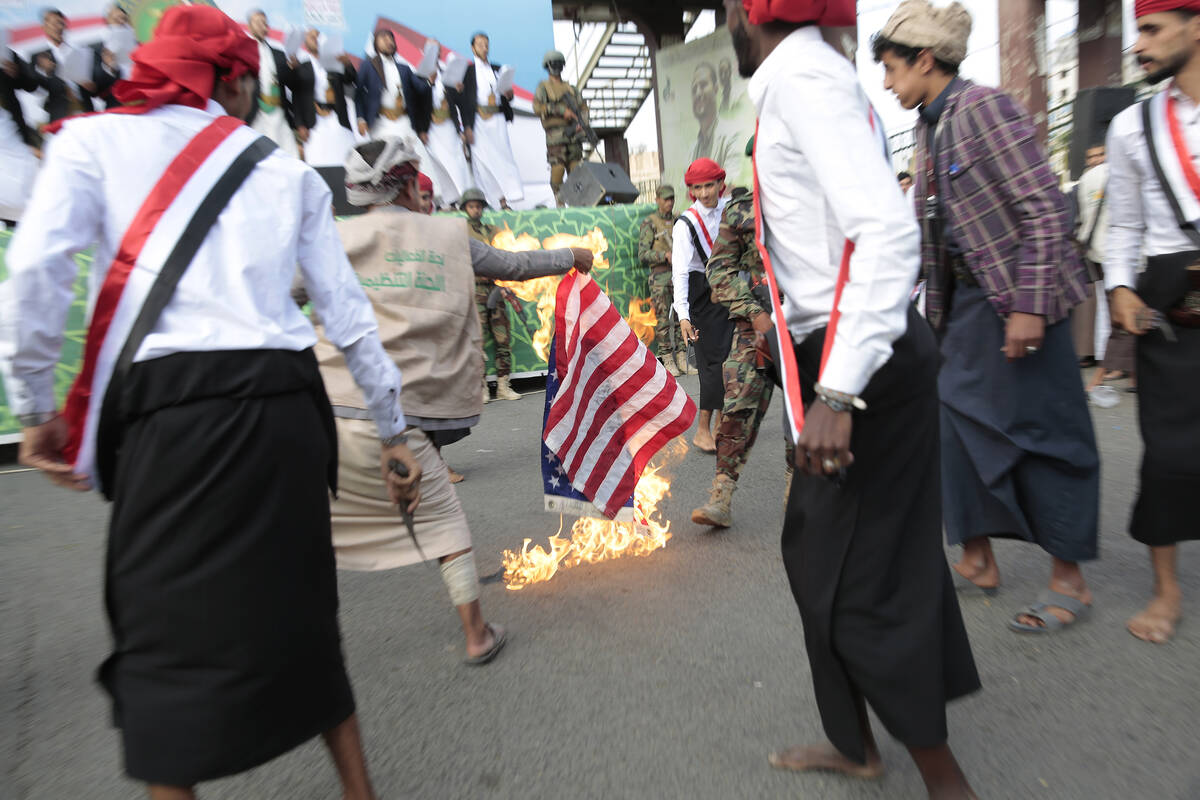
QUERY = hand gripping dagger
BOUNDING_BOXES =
[388,458,428,562]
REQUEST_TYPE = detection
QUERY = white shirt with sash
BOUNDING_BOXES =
[1105,84,1200,292]
[0,100,405,481]
[670,197,727,321]
[748,26,920,397]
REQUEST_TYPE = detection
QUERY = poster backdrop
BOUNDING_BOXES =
[0,206,660,440]
[654,27,757,197]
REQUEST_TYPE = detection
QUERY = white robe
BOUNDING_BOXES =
[470,56,523,206]
[300,52,357,168]
[368,58,456,205]
[250,40,299,158]
[0,107,38,220]
[422,77,472,205]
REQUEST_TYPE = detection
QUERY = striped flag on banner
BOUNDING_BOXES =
[543,272,697,520]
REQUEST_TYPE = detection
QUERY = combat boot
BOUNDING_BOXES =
[664,356,682,377]
[483,378,491,404]
[674,351,692,375]
[691,474,736,528]
[496,375,521,401]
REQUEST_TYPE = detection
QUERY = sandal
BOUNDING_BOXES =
[1008,589,1091,634]
[465,623,507,666]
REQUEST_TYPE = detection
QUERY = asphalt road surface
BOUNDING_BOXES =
[2,372,1197,799]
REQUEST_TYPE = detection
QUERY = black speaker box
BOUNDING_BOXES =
[559,162,639,207]
[315,166,369,217]
[1070,87,1136,180]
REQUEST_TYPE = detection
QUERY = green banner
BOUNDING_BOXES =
[476,204,656,376]
[0,205,659,440]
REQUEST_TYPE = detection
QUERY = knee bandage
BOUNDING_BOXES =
[440,551,480,606]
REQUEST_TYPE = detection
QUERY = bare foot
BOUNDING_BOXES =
[448,468,465,484]
[768,742,884,779]
[692,432,716,453]
[1015,580,1093,628]
[465,623,499,659]
[952,556,1000,591]
[1127,593,1182,644]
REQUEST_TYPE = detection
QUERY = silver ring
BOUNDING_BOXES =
[1025,346,1039,355]
[822,457,839,472]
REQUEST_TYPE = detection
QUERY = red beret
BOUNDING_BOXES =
[742,0,857,27]
[113,6,259,114]
[1135,0,1200,15]
[684,158,726,186]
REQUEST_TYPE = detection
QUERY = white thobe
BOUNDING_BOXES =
[251,40,298,157]
[0,105,38,220]
[301,52,357,168]
[470,56,523,206]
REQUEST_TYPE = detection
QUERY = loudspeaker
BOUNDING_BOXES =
[1070,87,1136,180]
[559,162,639,207]
[315,166,369,217]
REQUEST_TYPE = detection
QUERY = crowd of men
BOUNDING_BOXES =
[0,6,595,223]
[0,0,1197,798]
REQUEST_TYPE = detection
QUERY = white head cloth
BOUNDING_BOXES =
[343,136,422,207]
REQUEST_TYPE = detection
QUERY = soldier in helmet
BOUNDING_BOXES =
[461,188,519,402]
[638,184,687,376]
[533,50,588,203]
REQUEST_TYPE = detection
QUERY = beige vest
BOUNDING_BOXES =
[314,211,483,421]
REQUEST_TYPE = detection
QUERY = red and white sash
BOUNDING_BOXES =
[751,105,889,445]
[1147,87,1200,228]
[61,116,264,479]
[685,205,717,260]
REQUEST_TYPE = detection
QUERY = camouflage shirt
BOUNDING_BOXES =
[533,79,587,144]
[466,217,498,246]
[706,190,766,321]
[638,211,675,270]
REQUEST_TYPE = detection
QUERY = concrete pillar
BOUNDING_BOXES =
[1077,0,1124,88]
[998,0,1049,142]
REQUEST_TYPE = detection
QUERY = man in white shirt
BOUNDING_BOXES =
[672,157,732,452]
[464,32,524,208]
[247,9,299,157]
[724,1,978,797]
[1106,0,1200,645]
[0,8,420,797]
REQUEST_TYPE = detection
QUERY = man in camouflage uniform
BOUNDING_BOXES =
[462,188,519,402]
[692,186,793,527]
[533,50,587,204]
[638,185,687,377]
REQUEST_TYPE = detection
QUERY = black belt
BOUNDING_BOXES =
[950,253,978,288]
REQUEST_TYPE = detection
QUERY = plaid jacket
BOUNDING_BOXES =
[913,80,1087,331]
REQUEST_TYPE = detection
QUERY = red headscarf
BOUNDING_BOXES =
[742,0,857,26]
[1135,0,1200,15]
[417,173,434,213]
[685,158,727,201]
[112,6,259,114]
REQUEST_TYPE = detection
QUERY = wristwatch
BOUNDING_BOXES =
[18,411,57,427]
[382,431,409,448]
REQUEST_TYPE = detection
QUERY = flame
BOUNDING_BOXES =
[625,298,657,346]
[490,225,612,361]
[501,438,688,590]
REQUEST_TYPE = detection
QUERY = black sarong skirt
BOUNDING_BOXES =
[1132,252,1200,546]
[687,270,735,410]
[100,349,353,786]
[782,307,980,763]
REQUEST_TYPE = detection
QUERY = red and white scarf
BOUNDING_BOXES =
[1148,87,1200,228]
[61,117,264,479]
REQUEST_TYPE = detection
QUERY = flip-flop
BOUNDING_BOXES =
[952,569,999,597]
[465,623,507,666]
[1008,589,1091,634]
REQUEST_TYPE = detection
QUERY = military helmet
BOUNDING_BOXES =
[460,188,488,206]
[655,184,675,200]
[543,50,566,70]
